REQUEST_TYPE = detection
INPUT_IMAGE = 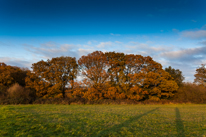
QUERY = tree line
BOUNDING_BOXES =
[0,51,206,104]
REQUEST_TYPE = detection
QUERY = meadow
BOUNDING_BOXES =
[0,104,205,137]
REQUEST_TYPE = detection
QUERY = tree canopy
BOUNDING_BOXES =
[26,56,78,98]
[194,64,206,87]
[78,51,178,101]
[0,62,28,87]
[0,51,181,102]
[165,66,184,87]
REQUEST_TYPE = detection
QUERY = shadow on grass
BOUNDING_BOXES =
[175,107,185,137]
[96,107,159,137]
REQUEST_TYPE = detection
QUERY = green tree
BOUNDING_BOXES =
[165,66,185,87]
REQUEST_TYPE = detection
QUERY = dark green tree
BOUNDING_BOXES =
[165,66,184,87]
[194,64,206,87]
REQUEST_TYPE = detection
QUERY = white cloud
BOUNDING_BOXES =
[182,30,206,39]
[158,45,206,82]
[25,42,102,61]
[96,41,112,48]
[0,41,11,47]
[172,29,179,33]
[199,40,206,45]
[24,42,79,59]
[125,41,172,57]
[0,57,33,68]
[201,24,206,29]
[77,48,95,57]
[161,46,206,59]
[110,33,121,36]
[41,42,57,48]
[115,41,122,44]
[87,41,92,45]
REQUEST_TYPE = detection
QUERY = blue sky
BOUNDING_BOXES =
[0,0,206,81]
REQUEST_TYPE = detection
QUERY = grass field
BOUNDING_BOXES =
[0,104,205,137]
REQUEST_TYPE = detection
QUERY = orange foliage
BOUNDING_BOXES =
[104,87,126,99]
[0,62,29,87]
[83,87,103,101]
[78,51,109,89]
[78,51,178,101]
[127,86,148,100]
[1,50,180,102]
[26,57,78,98]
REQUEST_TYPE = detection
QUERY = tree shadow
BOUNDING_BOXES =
[96,107,159,137]
[175,107,185,137]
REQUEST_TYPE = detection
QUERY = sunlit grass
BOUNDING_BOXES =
[0,104,205,136]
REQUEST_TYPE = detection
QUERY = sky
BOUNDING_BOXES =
[0,0,206,82]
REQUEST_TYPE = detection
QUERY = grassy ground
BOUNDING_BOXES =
[0,104,205,137]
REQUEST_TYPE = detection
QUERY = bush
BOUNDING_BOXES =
[6,83,35,104]
[172,82,206,103]
[0,85,7,98]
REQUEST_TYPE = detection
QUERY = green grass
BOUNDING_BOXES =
[0,104,206,137]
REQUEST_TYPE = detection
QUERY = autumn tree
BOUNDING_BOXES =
[194,64,206,87]
[104,52,127,97]
[26,56,78,98]
[142,70,178,100]
[123,54,151,100]
[0,62,29,87]
[165,66,184,87]
[105,52,125,86]
[78,51,109,100]
[78,51,179,101]
[0,62,30,100]
[124,56,178,101]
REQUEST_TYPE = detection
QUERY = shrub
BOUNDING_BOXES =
[7,83,35,104]
[173,82,206,103]
[0,85,7,97]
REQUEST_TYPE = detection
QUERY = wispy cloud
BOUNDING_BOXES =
[172,29,179,33]
[191,20,197,22]
[25,41,118,61]
[115,41,123,44]
[0,57,32,68]
[0,41,12,47]
[199,40,206,45]
[96,41,112,48]
[110,33,121,36]
[87,41,92,45]
[161,46,206,60]
[77,48,95,56]
[124,41,172,57]
[182,30,206,39]
[159,45,206,82]
[201,24,206,29]
[24,42,79,59]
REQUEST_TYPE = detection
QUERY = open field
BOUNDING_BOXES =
[0,104,206,137]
